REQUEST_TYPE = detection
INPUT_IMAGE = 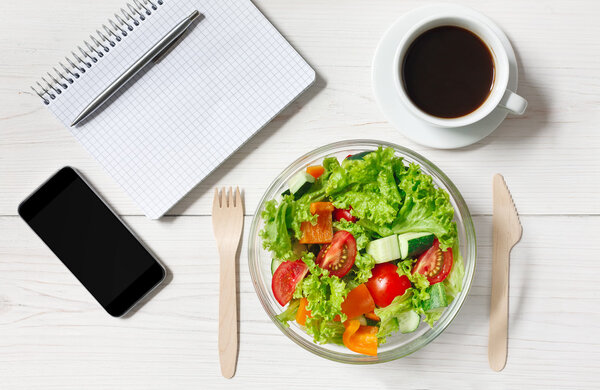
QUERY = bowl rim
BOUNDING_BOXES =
[248,139,477,364]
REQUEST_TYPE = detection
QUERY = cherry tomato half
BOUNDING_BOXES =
[333,207,357,223]
[365,263,411,307]
[272,260,308,306]
[316,231,357,278]
[412,239,453,285]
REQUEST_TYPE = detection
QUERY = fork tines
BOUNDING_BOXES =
[213,187,242,209]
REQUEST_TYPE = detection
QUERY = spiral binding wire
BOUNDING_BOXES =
[31,0,164,105]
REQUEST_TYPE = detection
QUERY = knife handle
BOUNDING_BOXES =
[489,240,510,371]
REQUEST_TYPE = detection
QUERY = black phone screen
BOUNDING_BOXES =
[18,167,165,316]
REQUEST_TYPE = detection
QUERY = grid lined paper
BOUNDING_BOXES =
[46,0,315,219]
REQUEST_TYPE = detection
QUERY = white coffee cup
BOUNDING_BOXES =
[394,13,527,128]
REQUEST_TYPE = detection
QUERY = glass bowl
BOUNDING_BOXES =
[248,140,476,364]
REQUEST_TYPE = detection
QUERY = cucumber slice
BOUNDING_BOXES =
[281,189,291,197]
[398,232,435,259]
[365,317,379,327]
[366,235,401,263]
[287,171,315,199]
[345,151,372,161]
[396,310,420,333]
[271,258,284,275]
[421,283,449,312]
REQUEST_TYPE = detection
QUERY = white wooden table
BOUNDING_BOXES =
[1,0,599,388]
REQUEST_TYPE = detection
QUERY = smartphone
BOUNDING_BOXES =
[18,167,166,317]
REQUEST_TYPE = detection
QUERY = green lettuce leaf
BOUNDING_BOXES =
[355,218,393,238]
[299,272,348,322]
[259,158,345,261]
[344,147,401,192]
[291,252,349,321]
[396,253,465,328]
[390,163,458,250]
[259,193,320,261]
[397,258,430,291]
[444,245,464,299]
[293,161,335,209]
[259,196,295,260]
[423,309,443,327]
[341,251,376,292]
[374,292,413,344]
[327,148,404,225]
[304,317,345,345]
[332,191,398,226]
[353,252,375,285]
[275,299,300,328]
[332,220,373,250]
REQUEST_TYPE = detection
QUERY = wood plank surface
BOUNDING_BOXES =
[1,0,599,217]
[1,215,598,389]
[1,0,599,388]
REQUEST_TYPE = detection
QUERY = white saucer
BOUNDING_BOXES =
[372,4,519,149]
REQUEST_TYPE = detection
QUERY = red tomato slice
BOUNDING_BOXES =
[365,263,411,307]
[272,260,308,306]
[412,239,453,285]
[333,207,357,223]
[316,231,357,278]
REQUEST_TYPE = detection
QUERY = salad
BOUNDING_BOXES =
[259,147,464,356]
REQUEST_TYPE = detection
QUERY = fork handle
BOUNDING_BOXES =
[218,246,238,379]
[489,240,511,372]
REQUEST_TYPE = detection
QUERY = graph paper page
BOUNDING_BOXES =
[46,0,315,218]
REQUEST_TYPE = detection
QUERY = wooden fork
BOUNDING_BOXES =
[212,187,244,379]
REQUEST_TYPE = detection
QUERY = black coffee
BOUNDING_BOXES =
[402,26,494,118]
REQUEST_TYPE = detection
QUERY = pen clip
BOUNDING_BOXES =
[152,13,203,64]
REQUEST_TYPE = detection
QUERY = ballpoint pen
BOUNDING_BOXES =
[71,10,200,127]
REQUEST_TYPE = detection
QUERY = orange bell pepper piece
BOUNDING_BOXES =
[295,298,312,326]
[306,165,325,179]
[343,319,378,356]
[299,202,334,244]
[341,284,375,320]
[364,311,380,322]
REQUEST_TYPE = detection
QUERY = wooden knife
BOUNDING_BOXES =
[489,174,522,372]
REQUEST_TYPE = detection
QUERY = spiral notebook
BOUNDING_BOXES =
[31,0,315,219]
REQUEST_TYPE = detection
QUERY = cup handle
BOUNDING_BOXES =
[499,90,527,115]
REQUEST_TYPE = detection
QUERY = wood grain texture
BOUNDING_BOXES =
[1,0,600,389]
[212,188,244,378]
[1,0,599,217]
[1,215,599,389]
[489,174,523,371]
